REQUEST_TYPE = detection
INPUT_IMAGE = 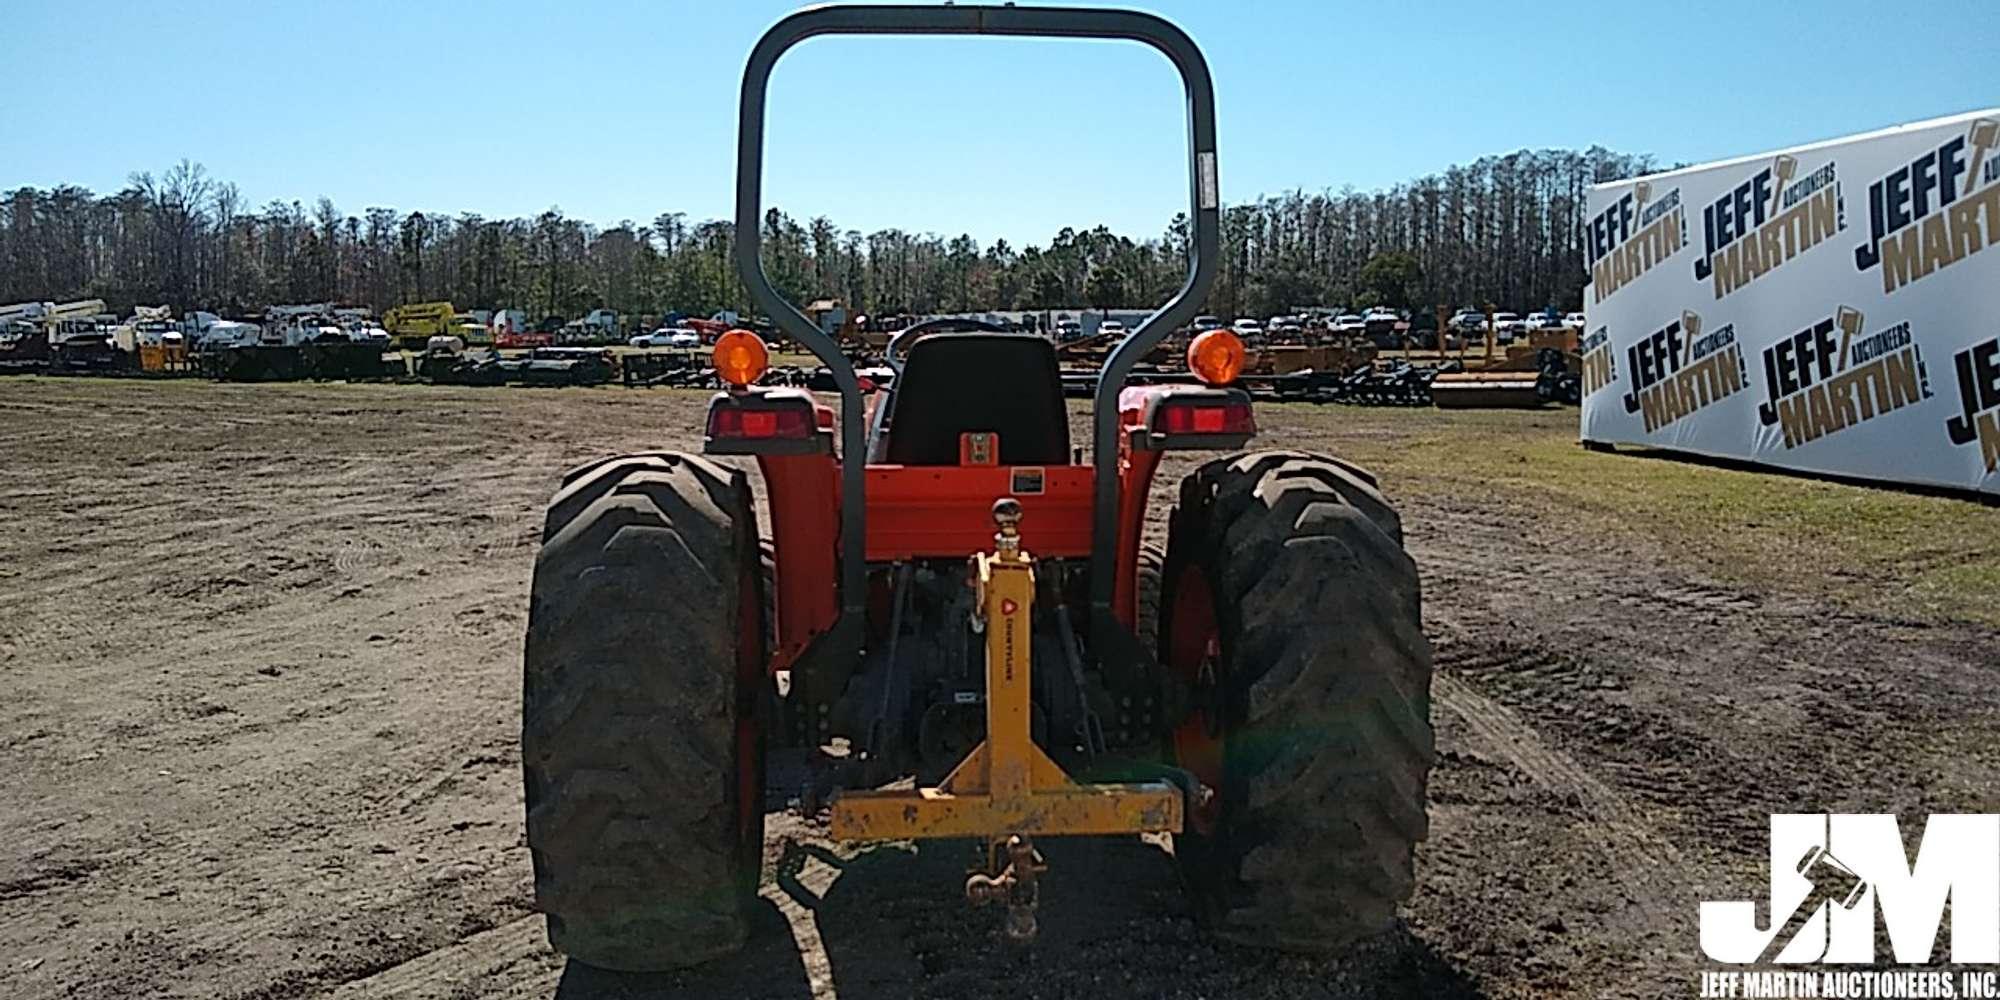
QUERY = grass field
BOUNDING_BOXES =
[1254,406,2000,627]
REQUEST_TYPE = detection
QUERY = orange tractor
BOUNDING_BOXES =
[522,3,1433,970]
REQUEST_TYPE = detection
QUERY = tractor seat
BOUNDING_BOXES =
[879,333,1070,466]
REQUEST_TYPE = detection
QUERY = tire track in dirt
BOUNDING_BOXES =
[1432,669,1683,939]
[320,916,555,1000]
[0,380,588,1000]
[1402,488,2000,999]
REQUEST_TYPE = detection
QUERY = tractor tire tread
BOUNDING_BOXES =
[523,451,763,971]
[1134,541,1165,658]
[1165,449,1433,952]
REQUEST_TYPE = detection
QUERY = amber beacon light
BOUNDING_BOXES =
[713,329,770,387]
[1186,329,1245,385]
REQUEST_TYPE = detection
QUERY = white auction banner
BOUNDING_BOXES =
[1579,108,2000,496]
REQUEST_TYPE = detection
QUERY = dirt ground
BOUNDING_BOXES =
[2,377,1996,1000]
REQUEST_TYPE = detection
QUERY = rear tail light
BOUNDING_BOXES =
[703,389,830,456]
[1125,387,1258,452]
[708,405,815,441]
[1153,399,1254,436]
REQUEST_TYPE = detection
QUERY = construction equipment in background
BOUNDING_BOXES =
[805,298,858,341]
[416,334,502,384]
[1361,306,1404,346]
[491,309,552,348]
[1049,321,1132,363]
[184,304,402,381]
[1423,302,1581,408]
[31,300,121,371]
[0,325,46,371]
[1245,340,1376,376]
[454,312,492,346]
[332,307,391,344]
[520,3,1432,972]
[191,318,262,351]
[114,306,191,371]
[39,299,112,345]
[112,304,173,344]
[383,302,461,350]
[1,303,53,371]
[557,308,619,343]
[408,337,613,386]
[1427,351,1573,408]
[0,301,45,329]
[262,304,347,347]
[1429,344,1581,408]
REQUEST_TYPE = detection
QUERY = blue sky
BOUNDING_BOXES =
[6,0,1997,246]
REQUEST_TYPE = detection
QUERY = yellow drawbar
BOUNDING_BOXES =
[828,501,1182,842]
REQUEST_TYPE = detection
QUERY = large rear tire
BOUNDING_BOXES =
[1157,450,1433,951]
[522,453,767,970]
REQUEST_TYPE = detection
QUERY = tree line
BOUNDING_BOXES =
[1,147,1656,323]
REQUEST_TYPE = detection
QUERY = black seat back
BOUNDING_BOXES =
[880,334,1069,466]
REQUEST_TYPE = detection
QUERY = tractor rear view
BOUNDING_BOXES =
[521,4,1433,971]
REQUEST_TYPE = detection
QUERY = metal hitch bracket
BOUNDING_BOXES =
[966,834,1047,942]
[829,500,1183,938]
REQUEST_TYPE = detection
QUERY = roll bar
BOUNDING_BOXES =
[735,4,1221,619]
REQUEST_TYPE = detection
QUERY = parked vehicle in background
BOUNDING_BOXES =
[111,305,176,348]
[1490,312,1523,342]
[558,309,621,344]
[34,300,112,346]
[1564,312,1587,328]
[263,305,346,347]
[1449,308,1487,335]
[384,302,462,350]
[492,309,552,348]
[1360,307,1402,347]
[1192,314,1223,331]
[630,328,701,348]
[325,308,391,344]
[1332,313,1365,335]
[193,320,261,350]
[1054,318,1083,342]
[1099,320,1126,338]
[1231,317,1263,339]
